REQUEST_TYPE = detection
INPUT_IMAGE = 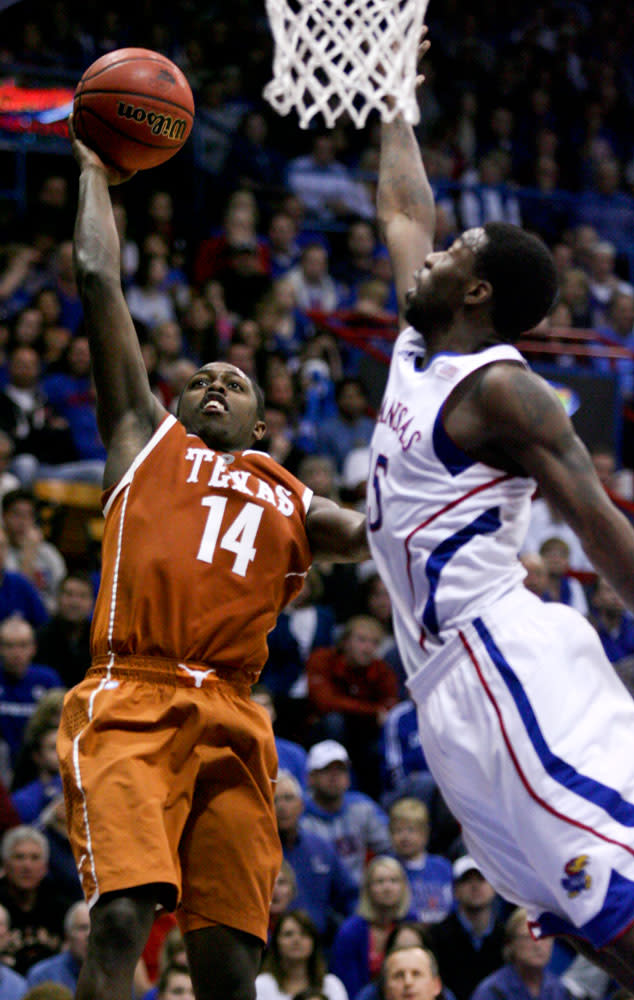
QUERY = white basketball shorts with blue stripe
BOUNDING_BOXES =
[408,587,634,948]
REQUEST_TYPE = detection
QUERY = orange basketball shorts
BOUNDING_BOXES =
[57,662,282,943]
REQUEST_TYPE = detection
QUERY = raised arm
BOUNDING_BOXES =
[305,495,369,563]
[70,119,166,489]
[459,364,634,610]
[377,34,435,328]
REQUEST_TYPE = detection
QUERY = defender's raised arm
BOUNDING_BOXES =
[70,118,165,487]
[377,33,435,328]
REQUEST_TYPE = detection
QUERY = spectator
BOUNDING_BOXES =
[379,945,443,1000]
[594,291,634,400]
[250,687,308,789]
[49,242,81,336]
[41,336,107,469]
[256,910,348,1000]
[193,194,270,291]
[37,794,82,903]
[156,964,195,1000]
[557,268,592,329]
[539,537,589,615]
[302,740,391,888]
[0,433,20,505]
[35,572,93,689]
[317,378,375,474]
[0,827,70,976]
[286,133,374,225]
[0,617,62,766]
[520,156,568,247]
[426,858,505,1000]
[287,245,340,315]
[519,553,549,600]
[522,496,592,574]
[333,221,380,296]
[0,245,50,326]
[574,159,634,277]
[340,446,372,510]
[590,576,634,664]
[378,701,433,808]
[125,254,176,331]
[330,855,413,1000]
[10,720,61,825]
[388,799,453,926]
[257,406,305,476]
[355,923,454,1000]
[0,903,27,999]
[470,907,570,1000]
[9,691,64,793]
[222,110,286,199]
[270,861,299,935]
[0,347,75,481]
[307,616,399,796]
[274,771,357,939]
[255,280,311,361]
[266,214,302,280]
[587,241,633,327]
[459,153,521,230]
[295,456,340,504]
[2,491,66,616]
[263,567,336,709]
[25,902,89,992]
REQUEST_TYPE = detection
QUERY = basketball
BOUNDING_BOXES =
[73,48,195,172]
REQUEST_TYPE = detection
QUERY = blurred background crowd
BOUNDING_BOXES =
[1,0,634,998]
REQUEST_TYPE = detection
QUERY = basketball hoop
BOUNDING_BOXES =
[263,0,429,129]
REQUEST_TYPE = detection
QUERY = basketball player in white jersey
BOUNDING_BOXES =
[368,41,634,987]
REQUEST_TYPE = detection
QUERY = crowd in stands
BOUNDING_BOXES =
[2,0,634,998]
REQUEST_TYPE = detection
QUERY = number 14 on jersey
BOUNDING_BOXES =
[196,497,264,576]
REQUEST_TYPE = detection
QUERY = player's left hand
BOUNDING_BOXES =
[416,26,431,88]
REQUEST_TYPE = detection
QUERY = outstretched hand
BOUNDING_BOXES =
[416,26,431,89]
[67,115,137,186]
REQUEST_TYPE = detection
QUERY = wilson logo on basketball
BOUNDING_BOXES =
[116,102,187,141]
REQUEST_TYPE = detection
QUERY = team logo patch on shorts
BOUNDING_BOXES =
[561,855,592,897]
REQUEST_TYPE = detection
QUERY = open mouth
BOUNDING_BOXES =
[203,393,228,413]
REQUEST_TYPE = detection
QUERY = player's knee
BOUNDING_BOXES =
[89,895,150,963]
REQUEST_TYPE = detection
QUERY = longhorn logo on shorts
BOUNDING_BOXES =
[561,855,592,897]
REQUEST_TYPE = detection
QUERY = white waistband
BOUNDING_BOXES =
[406,586,539,703]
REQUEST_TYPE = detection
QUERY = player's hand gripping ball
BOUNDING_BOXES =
[73,48,194,172]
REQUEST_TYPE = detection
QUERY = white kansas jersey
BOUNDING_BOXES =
[367,327,535,678]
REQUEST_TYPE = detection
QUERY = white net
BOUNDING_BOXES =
[263,0,429,129]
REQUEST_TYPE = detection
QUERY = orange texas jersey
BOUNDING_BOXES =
[90,415,313,682]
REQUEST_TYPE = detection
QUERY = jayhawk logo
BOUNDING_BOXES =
[561,855,592,897]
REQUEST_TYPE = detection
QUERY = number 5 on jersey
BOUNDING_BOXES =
[196,497,264,576]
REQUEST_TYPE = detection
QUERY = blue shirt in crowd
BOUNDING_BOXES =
[283,827,357,935]
[276,737,308,790]
[399,853,454,924]
[0,663,63,762]
[470,963,571,1000]
[25,951,81,992]
[301,790,391,887]
[12,775,63,824]
[0,572,49,629]
[0,964,26,1000]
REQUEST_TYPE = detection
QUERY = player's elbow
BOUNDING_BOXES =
[76,261,121,301]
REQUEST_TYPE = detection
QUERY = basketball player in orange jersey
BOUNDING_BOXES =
[58,119,369,1000]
